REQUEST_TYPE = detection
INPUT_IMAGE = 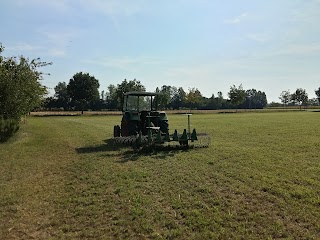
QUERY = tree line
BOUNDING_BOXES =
[278,88,320,110]
[44,72,320,112]
[44,73,270,111]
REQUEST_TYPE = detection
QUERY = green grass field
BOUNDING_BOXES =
[1,112,319,239]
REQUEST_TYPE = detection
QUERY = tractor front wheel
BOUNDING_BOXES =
[128,121,139,136]
[114,125,121,137]
[159,120,169,134]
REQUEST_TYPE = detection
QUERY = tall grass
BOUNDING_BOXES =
[0,117,20,142]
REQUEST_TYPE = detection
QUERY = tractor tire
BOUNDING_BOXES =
[128,121,139,136]
[114,125,121,137]
[158,120,169,134]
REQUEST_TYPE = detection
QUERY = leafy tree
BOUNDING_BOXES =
[217,91,224,109]
[54,81,69,109]
[244,89,258,109]
[156,85,178,109]
[255,90,268,108]
[206,94,217,110]
[157,85,171,109]
[279,90,291,109]
[105,84,118,109]
[186,87,203,110]
[0,44,50,120]
[243,89,267,109]
[268,102,282,108]
[0,44,50,141]
[101,90,105,101]
[291,88,308,110]
[315,87,320,105]
[67,72,100,114]
[244,89,267,109]
[228,84,246,111]
[170,87,186,109]
[308,98,318,106]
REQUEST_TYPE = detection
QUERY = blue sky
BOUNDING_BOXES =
[1,0,319,102]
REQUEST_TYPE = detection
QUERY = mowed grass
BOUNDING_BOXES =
[0,112,319,239]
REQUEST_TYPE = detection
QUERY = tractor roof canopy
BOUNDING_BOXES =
[123,92,159,112]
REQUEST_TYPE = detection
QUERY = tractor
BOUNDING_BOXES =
[113,91,210,149]
[113,91,168,137]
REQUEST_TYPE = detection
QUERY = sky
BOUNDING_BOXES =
[1,0,319,102]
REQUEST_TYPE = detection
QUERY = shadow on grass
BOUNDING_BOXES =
[117,145,191,163]
[76,138,191,162]
[76,139,120,154]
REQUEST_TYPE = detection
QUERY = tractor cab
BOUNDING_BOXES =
[114,92,168,137]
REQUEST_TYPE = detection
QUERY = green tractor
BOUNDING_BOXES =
[113,91,168,137]
[113,91,210,149]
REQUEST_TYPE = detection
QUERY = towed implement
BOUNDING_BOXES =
[113,92,210,150]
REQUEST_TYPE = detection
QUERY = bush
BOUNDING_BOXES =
[0,117,20,142]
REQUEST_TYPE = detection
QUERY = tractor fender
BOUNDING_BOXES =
[158,111,168,121]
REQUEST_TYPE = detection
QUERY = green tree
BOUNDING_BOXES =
[217,91,224,109]
[157,85,177,109]
[186,87,203,111]
[67,72,100,114]
[244,89,267,109]
[279,90,291,109]
[246,89,257,109]
[255,90,268,108]
[315,87,320,105]
[105,84,117,109]
[0,44,50,120]
[0,44,50,141]
[171,87,186,109]
[101,90,105,101]
[206,94,218,109]
[291,88,308,110]
[228,84,246,111]
[54,81,69,109]
[308,98,318,106]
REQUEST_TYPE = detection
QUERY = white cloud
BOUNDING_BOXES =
[269,43,320,57]
[165,65,212,79]
[246,33,270,43]
[76,0,147,30]
[225,13,248,24]
[15,0,70,12]
[48,49,66,57]
[36,28,81,57]
[38,29,75,47]
[78,0,145,17]
[6,43,44,52]
[3,29,80,58]
[85,56,161,71]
